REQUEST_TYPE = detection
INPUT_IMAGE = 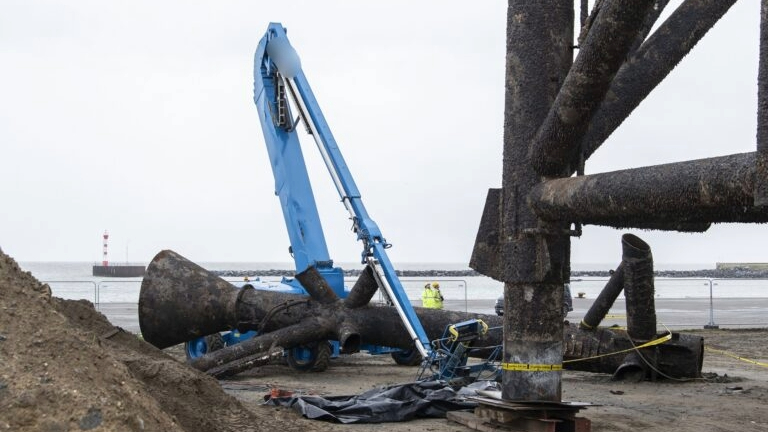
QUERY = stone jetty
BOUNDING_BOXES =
[212,267,768,279]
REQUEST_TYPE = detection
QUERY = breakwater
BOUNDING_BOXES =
[212,268,768,279]
[92,264,145,277]
[212,269,481,278]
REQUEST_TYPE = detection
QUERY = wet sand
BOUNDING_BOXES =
[99,297,768,334]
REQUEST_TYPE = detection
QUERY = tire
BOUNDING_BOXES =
[184,333,225,360]
[390,349,423,366]
[286,341,332,372]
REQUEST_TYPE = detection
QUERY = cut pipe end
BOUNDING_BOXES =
[622,233,651,260]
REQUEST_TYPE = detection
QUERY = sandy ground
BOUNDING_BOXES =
[157,327,768,432]
[2,248,767,432]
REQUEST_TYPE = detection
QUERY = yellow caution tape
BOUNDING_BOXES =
[705,346,768,368]
[604,314,626,319]
[501,363,563,372]
[563,332,673,364]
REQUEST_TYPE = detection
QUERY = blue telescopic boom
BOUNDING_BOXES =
[253,23,431,358]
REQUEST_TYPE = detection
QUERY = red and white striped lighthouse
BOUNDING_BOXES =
[92,231,143,277]
[102,230,109,267]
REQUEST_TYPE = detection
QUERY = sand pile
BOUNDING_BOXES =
[0,248,275,432]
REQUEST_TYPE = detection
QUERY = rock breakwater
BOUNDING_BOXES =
[213,267,768,279]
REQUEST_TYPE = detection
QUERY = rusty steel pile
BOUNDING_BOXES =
[470,0,764,404]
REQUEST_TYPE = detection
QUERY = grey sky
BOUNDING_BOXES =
[0,1,763,268]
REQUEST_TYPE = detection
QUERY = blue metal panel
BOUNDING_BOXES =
[253,25,335,276]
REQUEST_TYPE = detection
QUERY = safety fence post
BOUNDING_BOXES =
[704,278,719,329]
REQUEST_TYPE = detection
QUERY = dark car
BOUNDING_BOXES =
[495,283,573,317]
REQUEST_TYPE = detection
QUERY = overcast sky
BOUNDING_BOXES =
[1,1,764,268]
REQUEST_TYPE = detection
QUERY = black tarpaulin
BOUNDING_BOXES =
[265,380,493,424]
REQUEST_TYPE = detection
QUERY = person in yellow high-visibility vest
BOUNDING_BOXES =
[421,282,444,309]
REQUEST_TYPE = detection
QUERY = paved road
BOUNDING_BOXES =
[99,297,768,335]
[449,297,768,329]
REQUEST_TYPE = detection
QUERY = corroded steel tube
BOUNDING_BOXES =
[139,250,507,351]
[622,234,657,341]
[578,0,737,165]
[626,0,671,55]
[580,262,624,330]
[495,0,574,403]
[138,250,240,349]
[190,318,332,373]
[756,0,768,205]
[295,266,339,304]
[563,326,703,380]
[344,265,378,309]
[578,0,669,54]
[530,0,655,176]
[529,152,767,226]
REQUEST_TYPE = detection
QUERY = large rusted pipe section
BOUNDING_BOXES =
[529,0,655,176]
[626,0,671,56]
[757,0,768,205]
[580,235,658,336]
[563,325,702,381]
[139,250,704,380]
[577,234,667,380]
[139,250,506,351]
[622,234,657,341]
[137,250,489,350]
[488,0,574,403]
[578,0,669,57]
[580,262,624,330]
[344,265,378,308]
[138,251,240,349]
[578,0,737,165]
[580,235,659,339]
[528,152,768,227]
[620,234,660,379]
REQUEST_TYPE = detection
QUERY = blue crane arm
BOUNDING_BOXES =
[253,27,344,291]
[253,23,431,358]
